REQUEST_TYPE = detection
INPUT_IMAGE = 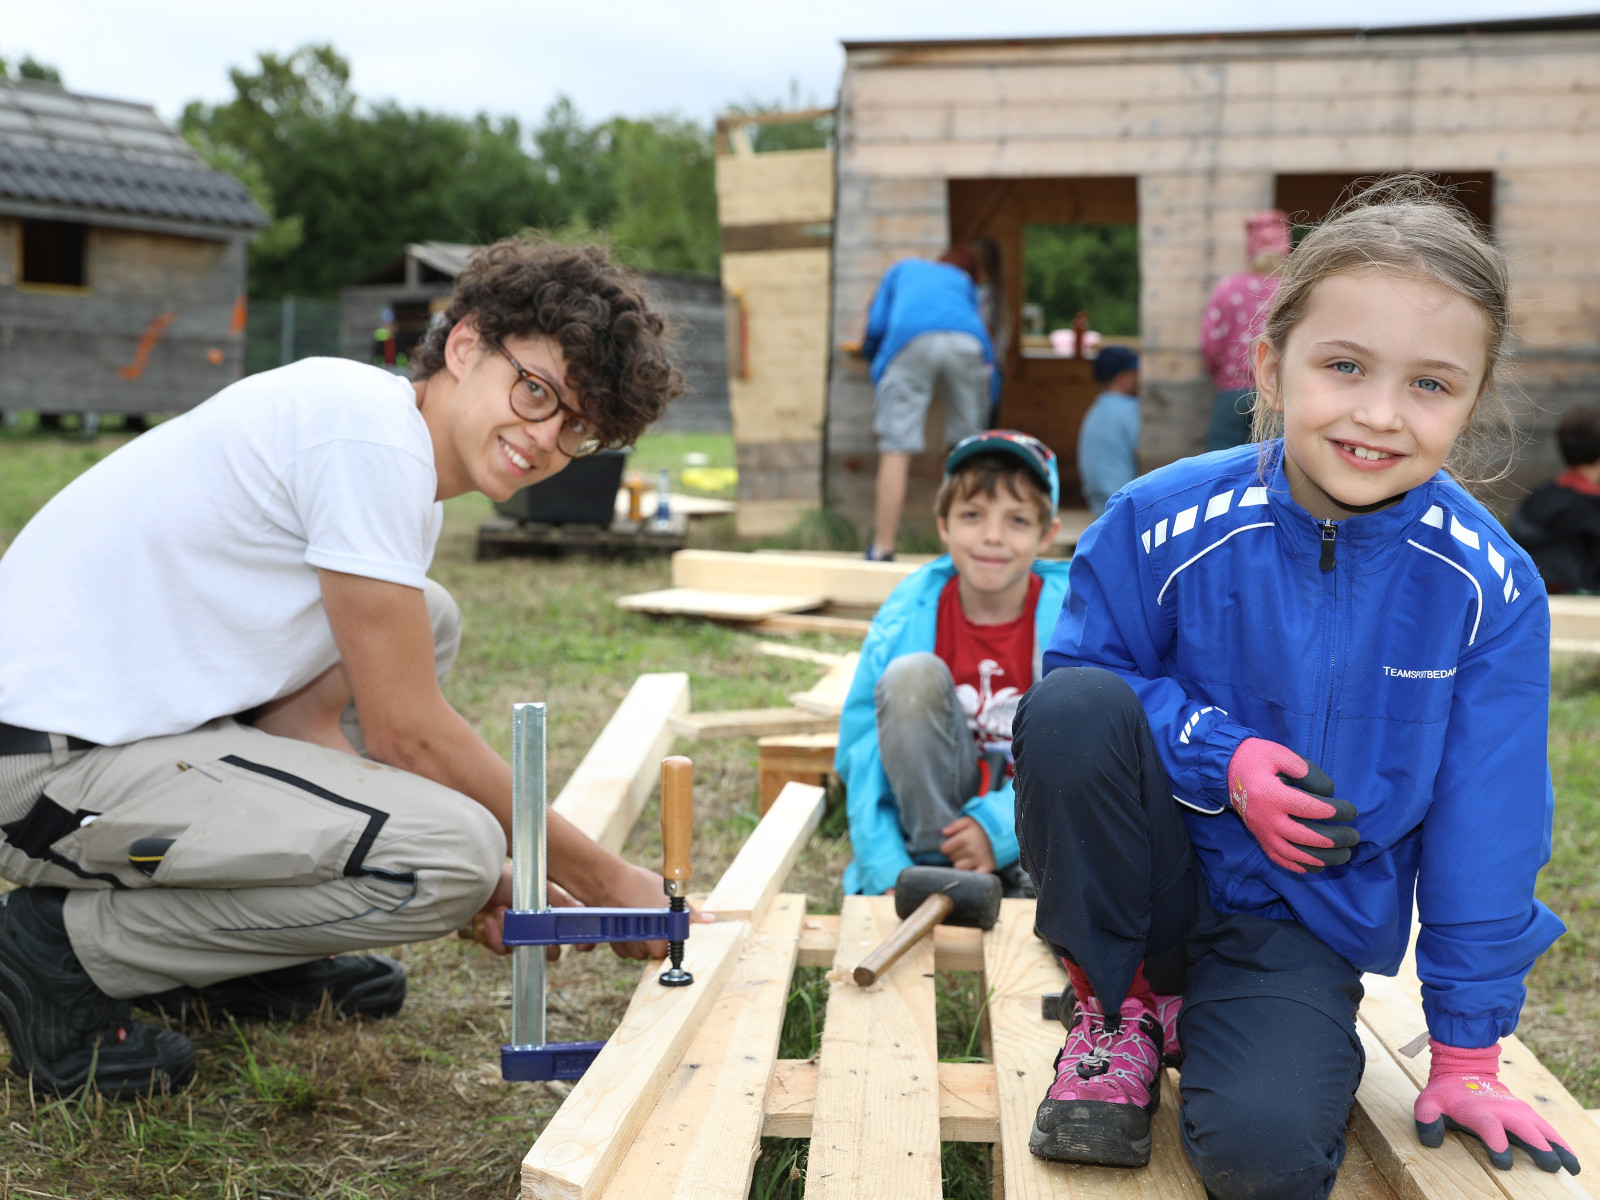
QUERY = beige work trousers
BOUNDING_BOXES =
[0,581,505,998]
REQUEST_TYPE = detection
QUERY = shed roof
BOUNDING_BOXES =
[840,10,1600,51]
[0,79,266,230]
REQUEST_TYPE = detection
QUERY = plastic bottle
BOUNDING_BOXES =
[651,469,673,531]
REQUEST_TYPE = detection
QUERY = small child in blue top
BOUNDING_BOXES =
[836,431,1070,896]
[1014,179,1581,1194]
[1076,345,1141,515]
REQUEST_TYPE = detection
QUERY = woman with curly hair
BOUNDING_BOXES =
[0,237,683,1099]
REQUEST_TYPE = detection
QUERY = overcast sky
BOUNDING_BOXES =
[6,0,1595,128]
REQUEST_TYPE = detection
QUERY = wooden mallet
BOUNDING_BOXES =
[852,865,1003,987]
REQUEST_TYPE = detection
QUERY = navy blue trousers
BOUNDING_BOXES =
[1013,667,1366,1200]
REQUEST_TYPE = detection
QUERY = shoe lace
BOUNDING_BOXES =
[1056,1007,1158,1088]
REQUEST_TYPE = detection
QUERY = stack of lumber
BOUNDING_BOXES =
[617,549,914,633]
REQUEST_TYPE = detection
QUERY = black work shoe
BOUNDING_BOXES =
[0,888,195,1099]
[136,954,406,1025]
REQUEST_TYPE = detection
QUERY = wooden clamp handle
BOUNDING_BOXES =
[661,755,693,895]
[853,891,954,987]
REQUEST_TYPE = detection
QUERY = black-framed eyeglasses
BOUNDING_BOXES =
[495,344,602,458]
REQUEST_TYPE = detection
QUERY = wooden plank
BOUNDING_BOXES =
[753,613,873,638]
[788,653,859,717]
[715,149,835,226]
[984,896,1201,1200]
[761,1058,1000,1142]
[797,912,985,972]
[805,894,943,1199]
[843,130,1600,180]
[704,782,826,923]
[617,587,824,620]
[1549,596,1600,642]
[843,43,1600,109]
[751,641,848,667]
[603,894,808,1200]
[552,673,690,854]
[521,919,749,1200]
[668,708,839,741]
[757,732,838,814]
[1382,948,1600,1183]
[671,550,918,607]
[1350,1020,1506,1200]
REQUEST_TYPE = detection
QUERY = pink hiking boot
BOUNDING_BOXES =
[1029,995,1163,1168]
[1151,991,1183,1065]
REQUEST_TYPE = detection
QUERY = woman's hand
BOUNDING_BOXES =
[471,864,592,961]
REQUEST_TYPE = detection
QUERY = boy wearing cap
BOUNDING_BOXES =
[835,431,1068,896]
[1076,346,1141,516]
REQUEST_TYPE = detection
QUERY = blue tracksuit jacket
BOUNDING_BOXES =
[837,555,1073,896]
[862,259,997,400]
[1045,442,1564,1048]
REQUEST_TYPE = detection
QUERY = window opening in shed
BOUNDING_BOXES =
[1022,223,1139,356]
[1275,173,1495,245]
[19,219,89,289]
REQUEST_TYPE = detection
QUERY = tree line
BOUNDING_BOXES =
[178,45,831,299]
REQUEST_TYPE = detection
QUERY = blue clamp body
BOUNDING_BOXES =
[501,906,690,947]
[501,1040,606,1081]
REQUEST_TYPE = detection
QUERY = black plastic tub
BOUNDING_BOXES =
[492,449,630,526]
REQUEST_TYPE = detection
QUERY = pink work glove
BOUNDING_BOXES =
[1415,1040,1581,1175]
[1226,738,1359,874]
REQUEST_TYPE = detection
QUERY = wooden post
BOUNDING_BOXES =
[757,732,838,813]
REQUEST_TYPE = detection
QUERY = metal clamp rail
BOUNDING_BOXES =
[501,702,695,1082]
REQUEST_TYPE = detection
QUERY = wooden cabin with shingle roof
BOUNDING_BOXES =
[0,78,267,422]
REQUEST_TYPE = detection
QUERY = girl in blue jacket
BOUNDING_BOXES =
[1013,178,1580,1197]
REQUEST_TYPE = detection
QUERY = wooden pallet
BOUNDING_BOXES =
[519,800,1598,1200]
[477,515,687,559]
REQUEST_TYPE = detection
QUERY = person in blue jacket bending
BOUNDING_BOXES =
[837,430,1067,897]
[861,248,997,562]
[1014,179,1582,1195]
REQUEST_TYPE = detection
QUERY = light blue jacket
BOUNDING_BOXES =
[1047,442,1563,1047]
[837,555,1073,895]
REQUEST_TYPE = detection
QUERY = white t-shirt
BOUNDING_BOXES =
[0,358,443,745]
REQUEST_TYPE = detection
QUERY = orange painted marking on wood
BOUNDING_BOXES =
[117,310,177,380]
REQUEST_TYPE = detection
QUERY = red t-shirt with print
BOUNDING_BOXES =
[933,572,1041,770]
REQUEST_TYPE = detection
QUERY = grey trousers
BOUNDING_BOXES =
[0,580,504,998]
[875,653,982,859]
[873,332,989,455]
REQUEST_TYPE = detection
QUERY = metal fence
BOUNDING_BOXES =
[245,296,343,375]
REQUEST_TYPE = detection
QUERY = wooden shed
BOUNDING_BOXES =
[0,79,266,420]
[825,14,1600,526]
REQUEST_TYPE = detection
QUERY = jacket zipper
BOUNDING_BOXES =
[1319,519,1338,762]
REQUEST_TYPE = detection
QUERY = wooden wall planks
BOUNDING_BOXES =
[825,27,1600,518]
[715,147,836,536]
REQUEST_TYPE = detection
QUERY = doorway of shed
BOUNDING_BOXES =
[1274,172,1495,236]
[949,177,1138,507]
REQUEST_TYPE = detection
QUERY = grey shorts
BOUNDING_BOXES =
[873,331,989,455]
